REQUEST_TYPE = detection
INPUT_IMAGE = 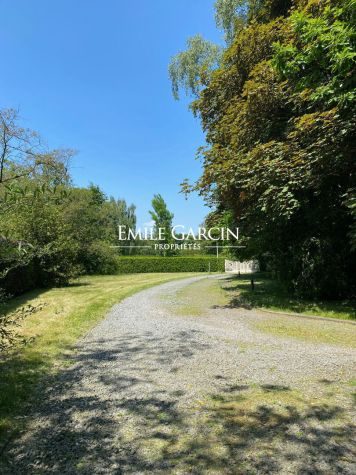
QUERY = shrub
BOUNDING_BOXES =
[81,241,119,275]
[35,238,81,287]
[0,260,39,296]
[116,256,225,273]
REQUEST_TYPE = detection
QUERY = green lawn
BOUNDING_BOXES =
[166,276,356,347]
[0,273,199,447]
[222,274,356,321]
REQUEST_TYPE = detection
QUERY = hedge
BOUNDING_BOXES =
[116,256,225,273]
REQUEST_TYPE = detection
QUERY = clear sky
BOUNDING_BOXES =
[0,0,223,229]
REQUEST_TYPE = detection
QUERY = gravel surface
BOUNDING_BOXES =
[4,275,356,474]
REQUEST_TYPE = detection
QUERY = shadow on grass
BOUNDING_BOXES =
[0,280,92,316]
[66,281,91,288]
[0,288,47,315]
[1,333,354,474]
[217,274,356,320]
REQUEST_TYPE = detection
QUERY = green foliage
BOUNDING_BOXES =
[149,194,173,230]
[0,108,137,309]
[169,1,293,100]
[169,35,221,99]
[80,242,118,275]
[214,0,292,42]
[173,0,356,298]
[272,0,356,107]
[116,256,225,274]
[149,194,174,254]
[106,197,136,245]
[343,188,356,251]
[0,259,38,296]
[1,185,135,291]
[215,0,248,44]
[0,108,71,187]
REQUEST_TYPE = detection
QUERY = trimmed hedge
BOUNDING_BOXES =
[116,256,225,273]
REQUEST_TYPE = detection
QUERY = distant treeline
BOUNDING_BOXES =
[0,109,136,297]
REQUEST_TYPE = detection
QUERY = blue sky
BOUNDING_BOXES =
[0,0,223,229]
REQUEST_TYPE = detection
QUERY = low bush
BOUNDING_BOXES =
[0,260,39,297]
[82,241,119,275]
[116,256,225,273]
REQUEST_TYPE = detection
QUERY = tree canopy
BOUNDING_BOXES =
[149,194,174,234]
[0,109,137,290]
[171,0,356,298]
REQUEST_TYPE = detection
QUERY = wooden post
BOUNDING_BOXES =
[251,278,255,291]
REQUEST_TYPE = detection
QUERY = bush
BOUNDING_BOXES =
[116,256,225,273]
[291,238,356,299]
[0,260,39,297]
[81,242,119,275]
[34,238,81,287]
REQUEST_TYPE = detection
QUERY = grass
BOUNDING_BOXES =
[254,315,356,347]
[168,275,356,347]
[188,382,355,472]
[167,273,356,321]
[0,272,199,447]
[165,276,228,316]
[116,382,355,474]
[223,274,356,321]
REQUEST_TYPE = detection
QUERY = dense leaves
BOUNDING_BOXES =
[169,35,221,100]
[174,0,356,298]
[0,109,139,349]
[116,256,225,273]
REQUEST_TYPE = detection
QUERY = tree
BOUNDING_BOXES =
[105,197,136,245]
[0,109,138,349]
[171,0,356,298]
[0,108,76,282]
[0,110,76,350]
[0,108,71,187]
[169,35,221,100]
[149,194,174,250]
[169,1,293,99]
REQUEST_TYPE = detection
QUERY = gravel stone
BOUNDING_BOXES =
[4,275,356,474]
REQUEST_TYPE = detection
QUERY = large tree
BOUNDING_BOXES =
[170,0,356,298]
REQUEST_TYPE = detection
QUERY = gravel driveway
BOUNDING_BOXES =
[4,275,356,474]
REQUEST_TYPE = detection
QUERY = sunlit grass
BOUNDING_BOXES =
[164,275,228,316]
[254,315,356,348]
[167,275,356,347]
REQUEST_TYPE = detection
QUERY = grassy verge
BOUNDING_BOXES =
[0,273,199,446]
[166,274,355,321]
[223,274,356,321]
[164,275,228,316]
[166,276,356,347]
[254,314,356,347]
